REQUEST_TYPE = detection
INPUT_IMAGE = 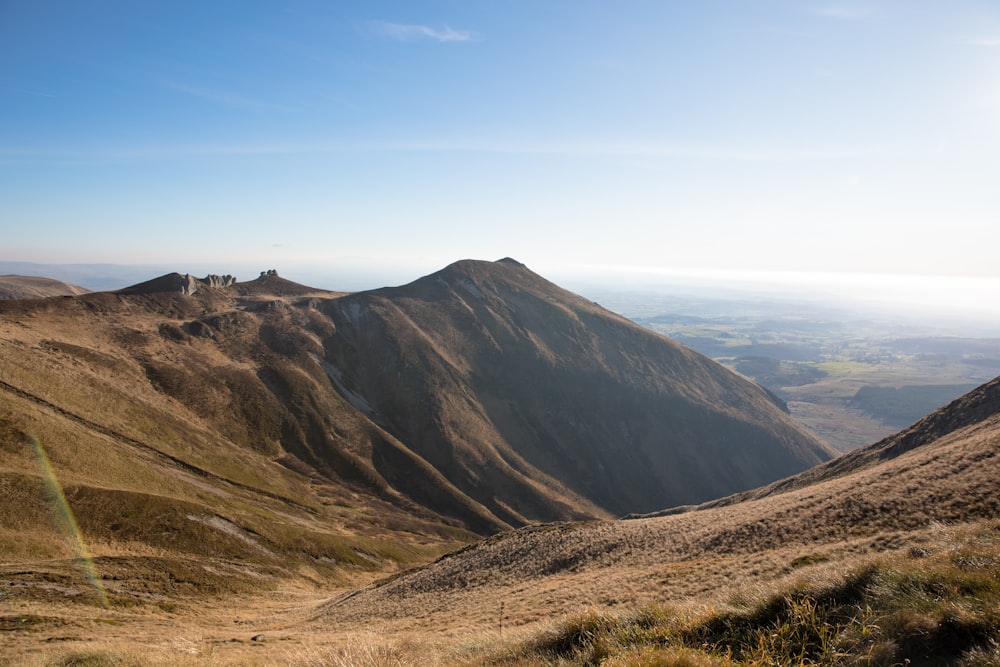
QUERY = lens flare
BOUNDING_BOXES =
[30,434,109,608]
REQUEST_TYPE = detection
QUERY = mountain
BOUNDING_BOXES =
[0,259,831,552]
[322,258,834,528]
[0,274,90,299]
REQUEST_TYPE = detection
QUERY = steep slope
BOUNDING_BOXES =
[636,374,1000,516]
[0,273,474,610]
[322,258,834,524]
[0,274,90,299]
[1,258,833,563]
[311,374,1000,636]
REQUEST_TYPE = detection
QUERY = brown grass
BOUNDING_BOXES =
[4,521,997,666]
[1,268,998,665]
[499,520,1000,666]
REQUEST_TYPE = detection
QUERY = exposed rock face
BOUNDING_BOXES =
[178,274,202,295]
[199,274,237,290]
[118,272,236,295]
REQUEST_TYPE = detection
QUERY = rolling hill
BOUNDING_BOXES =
[0,274,90,299]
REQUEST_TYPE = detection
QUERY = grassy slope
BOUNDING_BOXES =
[3,267,995,665]
[513,519,1000,666]
[0,282,474,616]
[304,376,999,664]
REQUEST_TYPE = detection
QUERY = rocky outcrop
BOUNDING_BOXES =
[118,272,236,295]
[199,274,237,290]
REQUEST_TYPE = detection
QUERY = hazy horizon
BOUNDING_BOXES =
[3,2,999,283]
[5,257,1000,333]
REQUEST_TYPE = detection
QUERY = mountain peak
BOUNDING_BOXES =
[327,259,834,526]
[438,257,530,277]
[235,269,324,297]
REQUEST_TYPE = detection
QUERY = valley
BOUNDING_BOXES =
[580,287,1000,452]
[0,262,997,666]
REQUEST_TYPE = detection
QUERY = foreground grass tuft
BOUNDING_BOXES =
[47,650,145,667]
[507,521,1000,666]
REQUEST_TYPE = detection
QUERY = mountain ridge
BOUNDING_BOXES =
[1,257,832,540]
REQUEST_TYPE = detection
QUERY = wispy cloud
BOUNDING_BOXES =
[358,139,869,161]
[813,4,878,22]
[967,37,1000,47]
[0,139,870,163]
[369,21,479,43]
[162,82,297,113]
[0,85,57,99]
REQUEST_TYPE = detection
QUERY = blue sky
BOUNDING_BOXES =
[2,1,999,283]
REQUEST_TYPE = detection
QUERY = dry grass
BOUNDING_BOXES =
[497,520,1000,666]
[307,402,999,636]
[6,522,998,666]
[1,270,998,665]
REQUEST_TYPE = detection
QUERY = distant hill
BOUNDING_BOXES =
[0,274,90,299]
[0,261,173,292]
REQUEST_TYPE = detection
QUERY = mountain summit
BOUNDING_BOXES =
[322,258,834,527]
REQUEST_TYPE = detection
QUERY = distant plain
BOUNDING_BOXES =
[574,277,1000,453]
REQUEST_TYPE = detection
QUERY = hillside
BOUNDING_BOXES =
[304,375,1000,663]
[323,258,834,526]
[0,274,90,299]
[626,374,1000,518]
[0,262,995,663]
[0,259,832,544]
[0,269,473,601]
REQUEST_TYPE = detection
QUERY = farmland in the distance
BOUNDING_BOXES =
[579,287,1000,452]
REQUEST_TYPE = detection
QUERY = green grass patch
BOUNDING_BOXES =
[790,553,831,569]
[815,360,873,377]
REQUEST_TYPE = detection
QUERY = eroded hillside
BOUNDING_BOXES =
[0,259,833,548]
[322,258,834,524]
